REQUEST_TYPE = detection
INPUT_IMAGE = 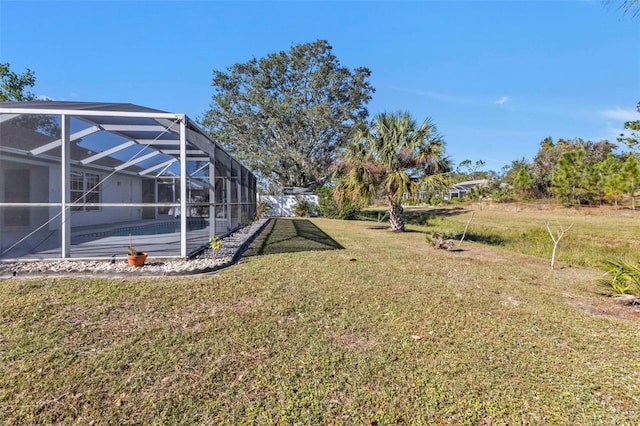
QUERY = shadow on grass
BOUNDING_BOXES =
[464,231,507,246]
[360,207,469,227]
[245,218,344,256]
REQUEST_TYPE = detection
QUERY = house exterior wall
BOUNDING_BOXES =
[0,156,146,230]
[1,157,51,230]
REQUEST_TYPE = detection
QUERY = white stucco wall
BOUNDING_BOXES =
[260,195,319,217]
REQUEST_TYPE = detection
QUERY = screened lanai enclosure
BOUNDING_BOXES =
[0,101,257,260]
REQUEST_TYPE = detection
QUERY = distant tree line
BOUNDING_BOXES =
[449,112,640,208]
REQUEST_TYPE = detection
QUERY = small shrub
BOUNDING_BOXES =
[241,212,250,226]
[465,184,489,201]
[255,199,272,219]
[294,197,316,217]
[430,195,443,206]
[334,205,361,220]
[317,185,361,220]
[428,230,457,250]
[596,260,640,297]
[209,236,223,251]
[127,234,142,255]
[491,186,514,203]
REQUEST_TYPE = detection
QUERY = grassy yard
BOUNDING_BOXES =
[1,214,639,424]
[364,202,640,268]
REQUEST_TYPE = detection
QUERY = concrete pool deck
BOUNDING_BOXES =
[2,218,232,260]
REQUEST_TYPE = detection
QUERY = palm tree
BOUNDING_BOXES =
[606,0,640,19]
[334,111,450,231]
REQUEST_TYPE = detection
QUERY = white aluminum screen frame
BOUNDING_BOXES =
[0,101,257,259]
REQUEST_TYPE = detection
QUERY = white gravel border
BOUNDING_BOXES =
[0,219,269,279]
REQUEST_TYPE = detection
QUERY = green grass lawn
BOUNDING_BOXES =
[364,202,640,268]
[1,215,639,424]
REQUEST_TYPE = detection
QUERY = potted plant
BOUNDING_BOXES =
[126,234,147,267]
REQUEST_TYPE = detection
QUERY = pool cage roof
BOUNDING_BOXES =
[0,101,257,259]
[0,101,230,176]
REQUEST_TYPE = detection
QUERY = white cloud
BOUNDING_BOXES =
[601,107,640,122]
[495,96,509,105]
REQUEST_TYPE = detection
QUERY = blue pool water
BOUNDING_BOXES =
[75,219,208,241]
[110,219,208,236]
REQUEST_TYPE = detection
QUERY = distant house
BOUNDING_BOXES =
[0,101,257,259]
[443,179,489,200]
[282,186,314,195]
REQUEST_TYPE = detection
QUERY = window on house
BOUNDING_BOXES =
[70,171,101,211]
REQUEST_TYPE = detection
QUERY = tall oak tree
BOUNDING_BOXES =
[201,40,374,191]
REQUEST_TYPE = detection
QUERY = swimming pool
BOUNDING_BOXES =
[111,219,207,236]
[73,219,208,241]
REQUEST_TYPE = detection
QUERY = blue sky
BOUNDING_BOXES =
[1,0,638,171]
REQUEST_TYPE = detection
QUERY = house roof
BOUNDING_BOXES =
[454,179,489,187]
[0,101,247,179]
[283,186,314,195]
[0,101,171,115]
[447,179,489,194]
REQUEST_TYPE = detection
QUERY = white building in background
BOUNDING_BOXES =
[257,187,318,217]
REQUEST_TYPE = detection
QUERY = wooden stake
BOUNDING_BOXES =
[458,211,475,247]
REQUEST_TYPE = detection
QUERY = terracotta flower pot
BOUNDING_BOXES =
[126,252,148,267]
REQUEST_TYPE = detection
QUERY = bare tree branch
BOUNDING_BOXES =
[546,222,575,271]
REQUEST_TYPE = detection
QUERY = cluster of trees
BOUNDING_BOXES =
[1,63,59,136]
[490,134,639,207]
[452,103,639,208]
[0,62,37,102]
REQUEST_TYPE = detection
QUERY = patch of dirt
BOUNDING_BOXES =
[500,293,521,307]
[335,333,378,351]
[564,294,640,323]
[229,297,263,313]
